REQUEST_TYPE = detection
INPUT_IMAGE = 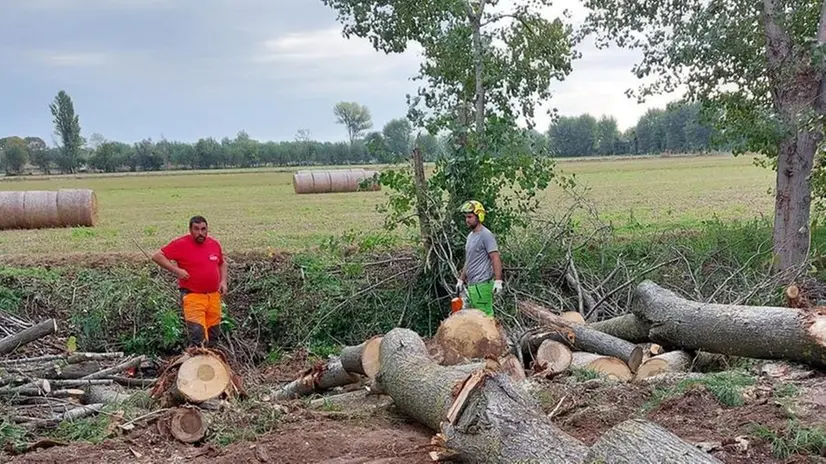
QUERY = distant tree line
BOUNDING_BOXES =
[0,92,720,176]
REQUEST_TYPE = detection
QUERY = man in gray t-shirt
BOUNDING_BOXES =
[456,200,503,317]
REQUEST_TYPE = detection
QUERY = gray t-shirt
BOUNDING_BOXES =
[464,226,499,284]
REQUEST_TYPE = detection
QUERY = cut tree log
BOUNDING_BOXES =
[590,314,651,344]
[571,352,632,381]
[635,351,692,381]
[518,300,643,372]
[82,386,134,405]
[175,354,232,403]
[632,280,826,368]
[308,389,394,412]
[0,319,57,355]
[429,309,509,365]
[525,338,572,377]
[79,355,144,380]
[167,407,207,443]
[561,311,586,324]
[274,358,359,400]
[586,418,722,463]
[340,335,382,378]
[498,354,527,383]
[376,328,590,463]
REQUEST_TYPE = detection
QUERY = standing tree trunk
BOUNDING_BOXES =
[411,148,432,252]
[468,0,487,135]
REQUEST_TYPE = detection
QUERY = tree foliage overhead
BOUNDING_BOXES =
[322,0,579,255]
[582,0,826,272]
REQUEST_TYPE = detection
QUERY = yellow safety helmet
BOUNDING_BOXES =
[459,200,486,223]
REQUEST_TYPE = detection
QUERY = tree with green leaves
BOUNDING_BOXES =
[382,118,413,159]
[49,90,83,174]
[333,101,373,146]
[583,0,826,272]
[322,0,577,259]
[0,137,29,175]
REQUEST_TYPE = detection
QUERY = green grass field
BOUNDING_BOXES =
[0,154,774,256]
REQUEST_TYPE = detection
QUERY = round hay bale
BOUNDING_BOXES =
[23,190,59,229]
[0,191,25,230]
[311,171,333,193]
[330,170,351,192]
[293,171,314,194]
[57,189,98,227]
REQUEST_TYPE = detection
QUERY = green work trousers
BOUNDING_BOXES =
[467,280,494,317]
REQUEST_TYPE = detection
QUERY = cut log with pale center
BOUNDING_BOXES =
[168,407,207,444]
[571,352,632,381]
[635,351,692,381]
[586,418,722,463]
[561,311,586,324]
[632,280,826,368]
[534,339,573,376]
[340,336,382,378]
[590,314,651,344]
[175,354,231,403]
[376,328,589,463]
[430,309,509,365]
[519,301,643,372]
[498,354,527,383]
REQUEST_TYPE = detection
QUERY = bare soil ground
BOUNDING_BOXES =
[6,355,826,464]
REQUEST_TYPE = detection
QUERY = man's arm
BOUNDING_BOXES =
[490,251,503,281]
[218,260,228,294]
[151,250,189,280]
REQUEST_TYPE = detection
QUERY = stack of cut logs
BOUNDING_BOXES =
[277,279,826,463]
[0,318,156,432]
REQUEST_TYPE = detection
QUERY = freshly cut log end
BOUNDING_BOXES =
[534,339,572,376]
[498,354,527,384]
[587,418,722,463]
[786,285,800,300]
[635,351,692,381]
[571,352,632,381]
[560,311,585,324]
[176,354,231,403]
[168,408,207,444]
[340,336,382,378]
[431,309,509,365]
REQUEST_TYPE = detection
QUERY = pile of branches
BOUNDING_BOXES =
[0,317,156,432]
[273,272,826,463]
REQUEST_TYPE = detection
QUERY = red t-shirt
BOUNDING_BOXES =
[160,235,224,293]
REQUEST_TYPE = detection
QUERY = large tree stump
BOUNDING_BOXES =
[632,280,826,368]
[0,319,57,355]
[586,418,722,463]
[274,358,359,400]
[376,328,589,463]
[590,314,652,343]
[518,300,643,372]
[151,348,243,406]
[340,336,382,378]
[429,309,509,365]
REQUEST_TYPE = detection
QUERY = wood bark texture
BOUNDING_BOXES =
[376,328,589,463]
[340,336,382,378]
[590,314,651,343]
[275,358,359,400]
[0,319,57,355]
[586,418,722,463]
[518,300,643,372]
[632,280,826,367]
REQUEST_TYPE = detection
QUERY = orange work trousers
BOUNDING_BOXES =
[180,291,222,347]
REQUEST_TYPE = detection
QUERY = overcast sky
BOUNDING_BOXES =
[0,0,679,145]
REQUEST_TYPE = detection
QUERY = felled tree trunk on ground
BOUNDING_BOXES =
[590,314,651,344]
[571,352,632,381]
[521,335,572,376]
[632,280,826,368]
[151,348,243,406]
[275,358,359,400]
[586,418,722,463]
[635,351,692,381]
[340,336,382,378]
[0,319,57,355]
[376,328,590,463]
[429,309,509,365]
[518,300,643,372]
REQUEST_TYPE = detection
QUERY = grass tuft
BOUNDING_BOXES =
[752,421,826,459]
[643,371,756,411]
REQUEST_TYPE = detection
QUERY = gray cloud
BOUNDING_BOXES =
[0,0,679,144]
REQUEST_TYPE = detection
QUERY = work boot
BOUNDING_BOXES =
[185,322,207,347]
[205,325,222,348]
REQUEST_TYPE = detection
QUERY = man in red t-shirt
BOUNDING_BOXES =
[152,215,228,347]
